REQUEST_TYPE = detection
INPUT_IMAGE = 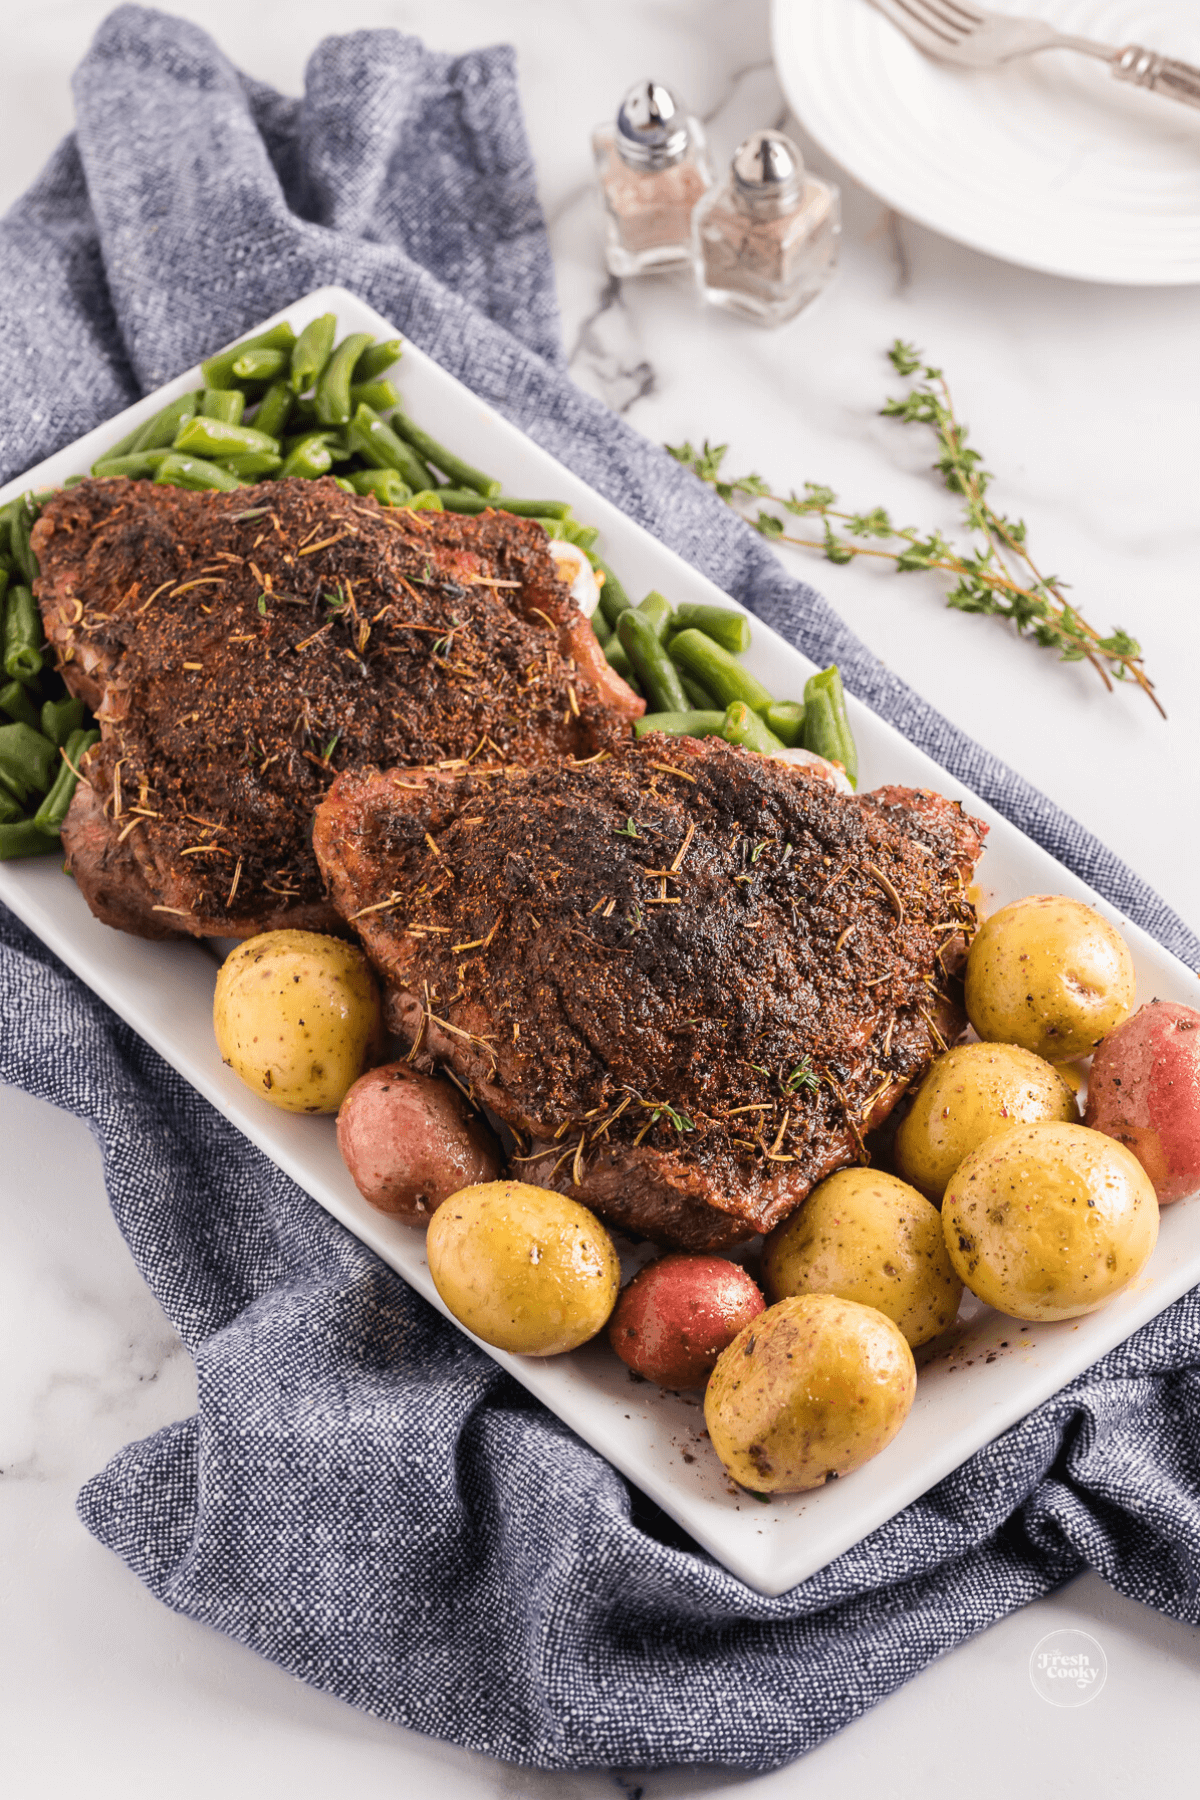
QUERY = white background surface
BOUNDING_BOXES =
[1,0,1198,1794]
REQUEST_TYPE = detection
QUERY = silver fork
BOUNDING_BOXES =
[871,0,1200,108]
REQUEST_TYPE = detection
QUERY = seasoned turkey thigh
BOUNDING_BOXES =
[314,736,986,1249]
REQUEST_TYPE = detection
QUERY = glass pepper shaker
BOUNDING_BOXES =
[592,80,713,278]
[692,130,840,325]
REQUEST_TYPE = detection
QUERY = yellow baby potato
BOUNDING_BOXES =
[762,1169,961,1348]
[704,1293,916,1493]
[964,894,1136,1062]
[942,1121,1158,1322]
[214,929,383,1113]
[426,1181,620,1356]
[894,1041,1078,1203]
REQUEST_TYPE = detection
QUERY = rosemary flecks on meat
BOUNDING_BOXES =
[667,341,1160,712]
[919,1005,950,1053]
[864,862,905,921]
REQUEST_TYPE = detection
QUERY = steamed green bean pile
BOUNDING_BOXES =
[600,585,858,785]
[0,489,99,859]
[0,313,857,863]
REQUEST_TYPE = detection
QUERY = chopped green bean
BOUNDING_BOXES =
[231,347,289,383]
[508,498,573,520]
[802,665,858,788]
[41,697,86,747]
[32,728,99,835]
[130,391,204,454]
[436,491,571,519]
[636,590,674,642]
[722,702,785,756]
[10,496,39,586]
[215,452,284,479]
[617,611,689,714]
[556,517,599,551]
[678,671,720,712]
[633,710,725,740]
[201,388,246,426]
[0,680,40,728]
[0,820,61,860]
[98,413,153,461]
[252,381,295,441]
[594,558,634,630]
[314,333,375,427]
[3,587,43,684]
[290,313,337,394]
[91,449,179,480]
[153,455,244,492]
[764,700,805,748]
[352,338,403,382]
[277,436,334,480]
[343,404,435,491]
[405,491,445,511]
[349,379,399,414]
[670,602,752,657]
[202,320,297,390]
[173,417,280,459]
[603,633,643,696]
[387,404,500,499]
[0,721,56,799]
[347,469,411,505]
[800,687,843,772]
[668,628,773,717]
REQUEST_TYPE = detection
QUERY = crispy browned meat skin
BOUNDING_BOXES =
[31,479,640,938]
[313,736,987,1249]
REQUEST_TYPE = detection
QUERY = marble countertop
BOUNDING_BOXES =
[1,1,1197,1794]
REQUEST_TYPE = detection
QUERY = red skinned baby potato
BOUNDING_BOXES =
[607,1253,766,1390]
[1085,1001,1200,1205]
[337,1062,501,1223]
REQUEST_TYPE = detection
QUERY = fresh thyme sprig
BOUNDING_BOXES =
[667,341,1161,716]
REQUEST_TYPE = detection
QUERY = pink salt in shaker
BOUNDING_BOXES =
[592,80,713,278]
[693,129,840,325]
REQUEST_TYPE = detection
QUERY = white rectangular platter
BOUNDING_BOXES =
[2,285,1197,1596]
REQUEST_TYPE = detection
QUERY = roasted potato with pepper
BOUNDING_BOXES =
[964,894,1135,1062]
[214,929,383,1113]
[426,1180,620,1356]
[762,1169,961,1348]
[705,1294,916,1493]
[894,1041,1078,1203]
[942,1121,1158,1321]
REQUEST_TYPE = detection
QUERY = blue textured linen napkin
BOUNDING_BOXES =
[2,6,1199,1772]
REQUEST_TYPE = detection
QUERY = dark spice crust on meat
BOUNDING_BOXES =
[314,736,987,1249]
[31,478,637,939]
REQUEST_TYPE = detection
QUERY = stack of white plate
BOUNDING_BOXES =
[772,0,1200,284]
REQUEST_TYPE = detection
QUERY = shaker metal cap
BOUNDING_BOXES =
[732,130,805,212]
[616,80,689,168]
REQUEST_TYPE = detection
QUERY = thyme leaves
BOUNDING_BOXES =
[668,341,1160,713]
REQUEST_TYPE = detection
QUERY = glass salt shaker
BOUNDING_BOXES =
[592,80,713,277]
[693,130,840,325]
